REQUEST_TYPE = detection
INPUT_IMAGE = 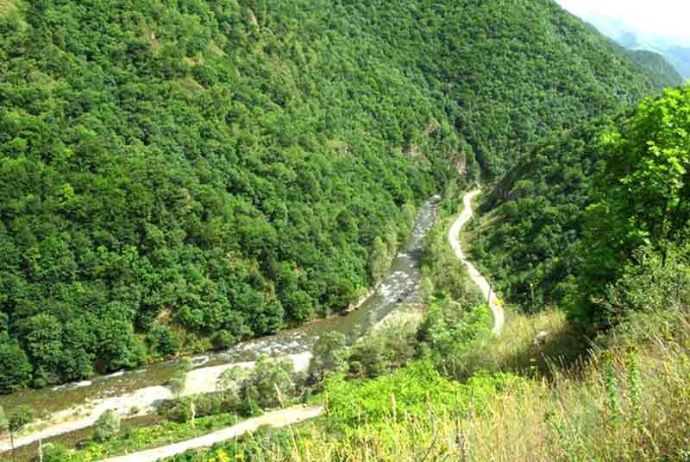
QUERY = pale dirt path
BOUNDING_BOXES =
[99,405,324,462]
[0,352,313,453]
[448,190,505,335]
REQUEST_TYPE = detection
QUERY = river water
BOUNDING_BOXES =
[0,197,438,454]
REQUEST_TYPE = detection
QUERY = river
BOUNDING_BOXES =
[0,196,439,456]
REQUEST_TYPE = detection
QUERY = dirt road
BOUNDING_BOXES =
[448,190,505,335]
[99,405,323,462]
[0,352,313,453]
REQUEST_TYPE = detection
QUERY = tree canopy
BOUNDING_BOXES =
[574,86,690,329]
[472,85,690,331]
[0,0,658,390]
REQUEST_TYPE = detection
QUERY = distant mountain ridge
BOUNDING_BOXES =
[583,13,690,78]
[628,49,684,90]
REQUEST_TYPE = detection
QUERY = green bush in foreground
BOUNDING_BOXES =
[323,361,517,431]
[93,410,121,443]
[575,86,690,330]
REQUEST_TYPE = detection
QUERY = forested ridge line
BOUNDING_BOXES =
[0,0,658,392]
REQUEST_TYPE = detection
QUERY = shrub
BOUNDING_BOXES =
[42,442,69,462]
[212,330,236,350]
[309,332,348,382]
[347,322,418,379]
[0,341,33,394]
[325,361,517,430]
[93,410,121,442]
[245,355,295,409]
[416,295,491,378]
[217,366,250,400]
[147,327,181,358]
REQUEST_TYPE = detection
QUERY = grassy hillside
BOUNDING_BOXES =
[0,0,658,391]
[170,309,687,462]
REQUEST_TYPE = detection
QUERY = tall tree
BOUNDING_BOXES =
[573,86,690,329]
[6,406,35,462]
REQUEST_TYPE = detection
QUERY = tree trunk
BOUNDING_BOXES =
[10,432,15,462]
[190,401,196,430]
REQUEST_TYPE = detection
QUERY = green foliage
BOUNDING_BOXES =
[217,366,250,398]
[574,86,690,329]
[19,314,64,386]
[0,340,32,393]
[368,237,392,284]
[308,332,348,383]
[162,393,240,424]
[417,295,492,377]
[244,355,296,409]
[148,327,181,359]
[324,361,515,430]
[93,410,121,443]
[0,0,656,391]
[42,442,70,462]
[594,244,690,328]
[7,405,33,433]
[347,322,418,379]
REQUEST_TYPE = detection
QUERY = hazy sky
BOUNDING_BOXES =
[556,0,690,45]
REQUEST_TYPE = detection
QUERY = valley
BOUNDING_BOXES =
[0,199,438,459]
[1,0,689,461]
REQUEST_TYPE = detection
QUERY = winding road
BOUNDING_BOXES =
[97,189,501,462]
[99,405,323,462]
[449,190,505,335]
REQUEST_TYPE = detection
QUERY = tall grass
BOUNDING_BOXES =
[436,308,587,381]
[243,310,690,462]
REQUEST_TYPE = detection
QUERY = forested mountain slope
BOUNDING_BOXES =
[350,0,656,175]
[629,50,684,90]
[0,0,657,391]
[469,117,618,308]
[471,86,690,314]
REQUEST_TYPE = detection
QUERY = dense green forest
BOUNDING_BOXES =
[0,0,661,392]
[154,87,690,462]
[629,49,684,90]
[468,117,617,308]
[471,86,690,329]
